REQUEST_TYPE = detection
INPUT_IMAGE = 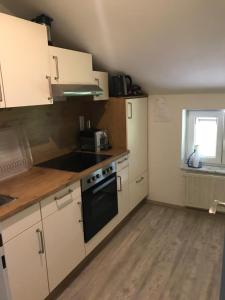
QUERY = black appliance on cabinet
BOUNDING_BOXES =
[32,14,54,45]
[110,74,133,97]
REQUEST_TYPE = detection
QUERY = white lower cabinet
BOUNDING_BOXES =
[130,171,148,209]
[117,166,130,222]
[41,183,85,291]
[0,161,146,299]
[4,221,49,300]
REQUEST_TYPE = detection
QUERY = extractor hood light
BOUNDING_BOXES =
[64,91,103,96]
[52,84,103,98]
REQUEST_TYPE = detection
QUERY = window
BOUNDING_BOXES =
[185,110,224,165]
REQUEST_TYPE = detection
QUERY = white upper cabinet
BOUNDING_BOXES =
[93,71,109,101]
[126,97,148,182]
[0,13,53,108]
[49,46,94,85]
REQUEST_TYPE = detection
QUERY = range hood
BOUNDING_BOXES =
[52,84,103,98]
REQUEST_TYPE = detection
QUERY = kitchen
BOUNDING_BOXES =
[0,1,225,300]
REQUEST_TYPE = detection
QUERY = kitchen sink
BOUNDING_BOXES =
[0,195,16,206]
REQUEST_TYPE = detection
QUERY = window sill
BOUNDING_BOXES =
[181,164,225,176]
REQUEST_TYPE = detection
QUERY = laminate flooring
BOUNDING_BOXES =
[56,202,225,300]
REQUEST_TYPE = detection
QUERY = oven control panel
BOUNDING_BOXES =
[81,162,116,192]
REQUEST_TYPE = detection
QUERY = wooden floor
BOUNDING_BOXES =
[56,202,225,300]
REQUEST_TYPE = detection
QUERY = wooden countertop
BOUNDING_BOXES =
[0,149,129,221]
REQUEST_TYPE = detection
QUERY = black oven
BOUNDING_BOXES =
[81,163,118,243]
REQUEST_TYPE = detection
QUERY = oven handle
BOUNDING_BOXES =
[92,177,116,194]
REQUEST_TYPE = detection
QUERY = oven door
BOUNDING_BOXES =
[82,173,118,243]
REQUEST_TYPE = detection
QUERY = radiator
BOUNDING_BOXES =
[184,172,225,212]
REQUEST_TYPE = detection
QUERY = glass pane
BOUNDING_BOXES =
[194,117,218,157]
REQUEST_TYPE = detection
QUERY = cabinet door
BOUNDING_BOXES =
[93,71,109,101]
[126,97,148,182]
[4,222,49,300]
[49,46,94,85]
[130,171,148,209]
[0,13,52,107]
[42,197,85,291]
[117,167,130,221]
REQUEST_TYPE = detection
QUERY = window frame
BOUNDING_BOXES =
[186,110,224,165]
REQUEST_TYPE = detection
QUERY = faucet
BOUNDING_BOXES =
[209,200,225,214]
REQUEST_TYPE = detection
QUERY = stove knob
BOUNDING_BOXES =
[87,178,92,184]
[109,166,113,171]
[103,170,107,175]
[96,174,101,179]
[92,176,96,181]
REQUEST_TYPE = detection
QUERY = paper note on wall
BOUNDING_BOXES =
[153,97,171,122]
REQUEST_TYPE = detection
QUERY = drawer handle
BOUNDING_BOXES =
[54,189,73,208]
[54,189,73,201]
[117,157,128,164]
[36,229,45,254]
[136,177,144,184]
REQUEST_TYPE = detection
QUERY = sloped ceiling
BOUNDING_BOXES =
[1,0,225,93]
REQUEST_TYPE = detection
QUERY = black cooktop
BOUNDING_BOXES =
[38,152,111,172]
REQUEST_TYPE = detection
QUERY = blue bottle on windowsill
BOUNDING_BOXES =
[187,145,202,168]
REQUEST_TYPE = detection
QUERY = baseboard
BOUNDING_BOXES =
[146,198,184,209]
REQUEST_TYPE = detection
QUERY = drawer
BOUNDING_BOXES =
[1,204,41,244]
[116,155,129,172]
[41,182,81,219]
[130,171,148,209]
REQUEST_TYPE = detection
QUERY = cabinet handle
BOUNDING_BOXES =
[117,176,122,191]
[36,229,45,254]
[128,102,132,119]
[53,56,59,80]
[94,78,100,87]
[54,189,73,201]
[117,157,128,164]
[0,64,4,102]
[0,83,3,102]
[54,189,73,209]
[46,75,53,101]
[136,176,144,184]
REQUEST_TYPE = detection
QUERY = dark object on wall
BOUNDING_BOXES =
[32,14,54,45]
[110,74,133,97]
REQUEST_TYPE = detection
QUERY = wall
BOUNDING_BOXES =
[0,99,92,164]
[148,94,225,206]
[0,98,127,165]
